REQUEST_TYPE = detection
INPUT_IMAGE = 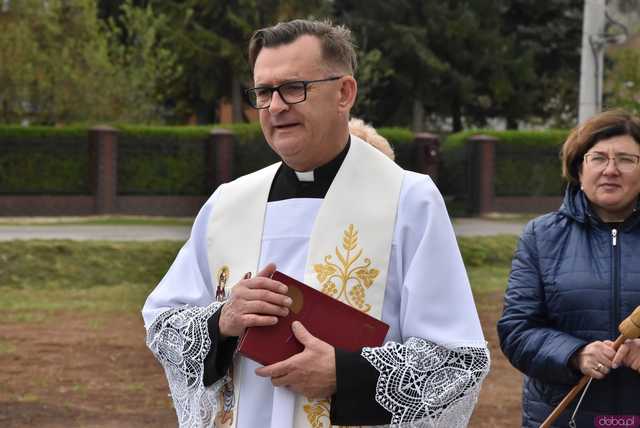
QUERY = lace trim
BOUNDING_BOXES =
[146,302,225,428]
[362,337,490,428]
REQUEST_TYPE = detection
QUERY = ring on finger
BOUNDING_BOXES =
[596,363,604,372]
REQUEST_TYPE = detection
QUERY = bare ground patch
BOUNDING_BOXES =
[0,291,522,427]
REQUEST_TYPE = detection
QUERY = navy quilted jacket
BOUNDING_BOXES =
[497,185,640,427]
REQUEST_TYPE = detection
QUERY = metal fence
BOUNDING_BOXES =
[117,135,209,196]
[0,136,89,195]
[494,143,563,197]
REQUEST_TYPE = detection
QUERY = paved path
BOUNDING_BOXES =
[0,218,526,241]
[452,218,527,237]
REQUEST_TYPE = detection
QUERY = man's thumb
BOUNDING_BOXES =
[292,321,314,346]
[257,263,277,278]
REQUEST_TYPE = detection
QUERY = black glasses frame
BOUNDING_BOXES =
[245,76,342,109]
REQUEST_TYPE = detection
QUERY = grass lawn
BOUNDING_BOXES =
[0,215,193,226]
[0,235,517,297]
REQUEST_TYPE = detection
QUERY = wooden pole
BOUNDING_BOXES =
[540,306,640,428]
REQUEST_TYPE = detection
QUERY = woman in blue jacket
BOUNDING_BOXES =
[498,110,640,427]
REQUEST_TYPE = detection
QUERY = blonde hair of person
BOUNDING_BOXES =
[348,118,395,160]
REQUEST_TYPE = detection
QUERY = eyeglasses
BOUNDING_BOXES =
[583,152,640,173]
[245,76,343,109]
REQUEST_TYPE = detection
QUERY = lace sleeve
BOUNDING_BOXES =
[146,302,226,428]
[361,337,490,428]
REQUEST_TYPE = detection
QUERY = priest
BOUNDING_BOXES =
[142,18,489,428]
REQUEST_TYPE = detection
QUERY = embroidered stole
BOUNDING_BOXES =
[206,136,404,427]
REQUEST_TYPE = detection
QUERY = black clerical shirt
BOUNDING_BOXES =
[267,139,350,202]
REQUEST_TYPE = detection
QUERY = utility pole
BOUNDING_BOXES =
[578,0,607,123]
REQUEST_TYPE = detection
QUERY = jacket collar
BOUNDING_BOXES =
[559,183,640,230]
[558,184,593,224]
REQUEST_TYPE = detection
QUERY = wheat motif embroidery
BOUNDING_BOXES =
[313,224,379,313]
[303,398,356,428]
[303,398,331,428]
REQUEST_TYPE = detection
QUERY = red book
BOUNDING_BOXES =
[237,270,390,366]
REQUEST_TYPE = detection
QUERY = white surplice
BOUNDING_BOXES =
[143,164,489,428]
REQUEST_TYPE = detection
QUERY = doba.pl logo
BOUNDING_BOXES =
[594,415,639,427]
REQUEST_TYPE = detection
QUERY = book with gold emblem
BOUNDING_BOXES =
[237,270,389,366]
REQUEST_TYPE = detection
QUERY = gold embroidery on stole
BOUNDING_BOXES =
[214,365,235,427]
[305,224,377,427]
[304,398,331,427]
[312,224,379,313]
[304,398,360,428]
[216,265,230,302]
[214,264,235,427]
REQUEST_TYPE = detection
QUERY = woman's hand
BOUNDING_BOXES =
[611,338,640,372]
[571,341,616,379]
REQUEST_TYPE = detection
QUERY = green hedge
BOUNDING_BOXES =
[117,126,211,195]
[0,123,272,195]
[117,124,268,195]
[0,124,569,201]
[229,124,279,177]
[0,126,90,194]
[0,126,89,138]
[115,124,415,194]
[379,127,416,171]
[117,124,273,195]
[229,125,417,177]
[379,127,414,145]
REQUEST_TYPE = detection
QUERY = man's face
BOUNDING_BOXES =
[253,35,347,171]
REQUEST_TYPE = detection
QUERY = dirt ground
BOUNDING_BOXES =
[0,290,522,428]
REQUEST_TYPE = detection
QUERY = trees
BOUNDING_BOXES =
[2,0,588,128]
[334,1,437,129]
[0,0,180,124]
[334,0,514,131]
[334,0,582,130]
[607,46,640,114]
[1,0,110,124]
[147,0,330,123]
[105,1,182,123]
[604,1,640,114]
[498,0,583,128]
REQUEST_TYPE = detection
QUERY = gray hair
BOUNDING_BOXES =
[248,19,357,75]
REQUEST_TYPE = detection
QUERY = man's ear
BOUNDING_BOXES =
[337,76,357,113]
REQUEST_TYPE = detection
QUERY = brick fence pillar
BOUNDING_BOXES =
[467,134,497,215]
[209,128,236,189]
[89,125,118,214]
[413,132,440,181]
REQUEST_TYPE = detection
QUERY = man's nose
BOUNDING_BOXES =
[268,90,289,114]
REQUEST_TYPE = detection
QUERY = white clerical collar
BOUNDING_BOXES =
[294,170,315,182]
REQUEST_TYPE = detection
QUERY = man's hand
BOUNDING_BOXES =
[611,338,640,372]
[572,340,616,379]
[218,263,291,338]
[255,321,336,399]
